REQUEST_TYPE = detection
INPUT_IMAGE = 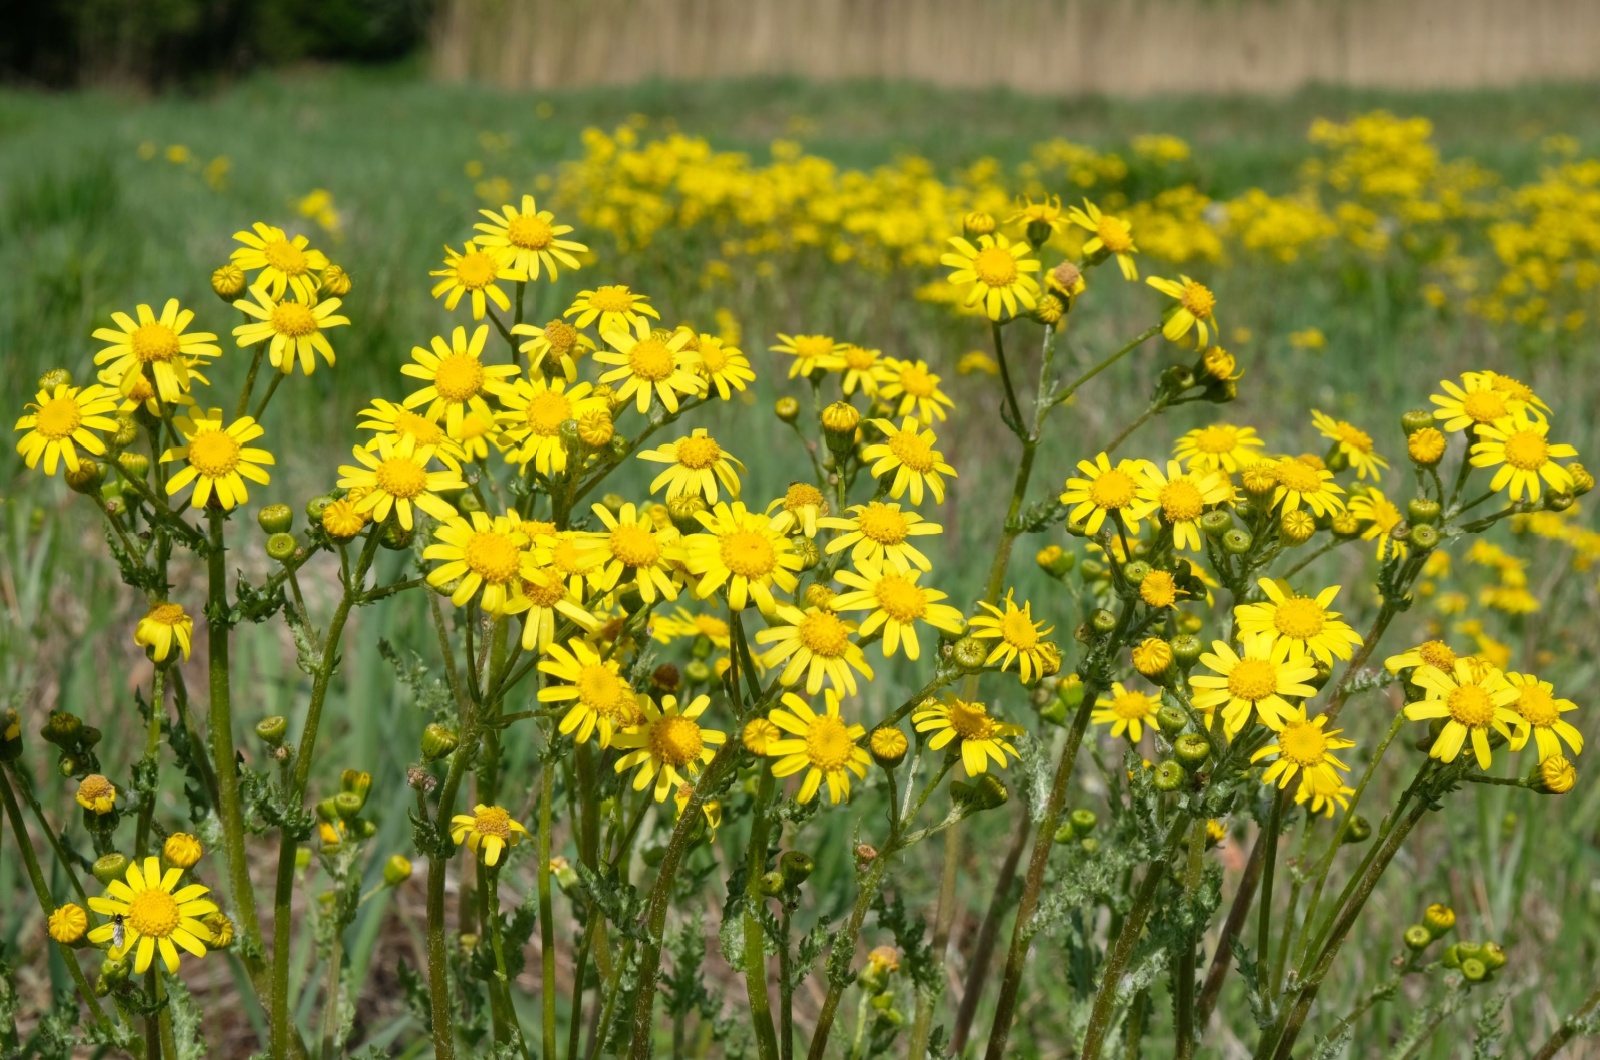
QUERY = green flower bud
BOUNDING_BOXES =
[794,536,822,571]
[683,659,713,685]
[1410,524,1439,550]
[1442,943,1462,969]
[42,711,83,747]
[950,636,989,673]
[266,533,298,563]
[759,871,786,897]
[1343,815,1372,843]
[65,459,105,495]
[774,397,800,423]
[381,521,415,551]
[256,716,288,746]
[1036,545,1075,578]
[1152,761,1186,792]
[667,495,708,534]
[1053,822,1077,844]
[258,504,294,534]
[1423,903,1456,937]
[1079,836,1100,855]
[305,495,335,521]
[457,490,484,514]
[340,768,372,800]
[1170,634,1203,668]
[1199,509,1233,538]
[1404,925,1433,951]
[1174,733,1211,770]
[1122,560,1150,585]
[1480,941,1506,970]
[1090,608,1117,634]
[779,851,815,887]
[92,853,129,886]
[1461,957,1487,982]
[1400,409,1435,434]
[970,774,1008,811]
[295,847,311,870]
[1038,698,1067,726]
[383,855,413,886]
[1156,705,1189,736]
[1222,528,1253,555]
[111,414,139,449]
[422,723,459,761]
[1406,498,1441,525]
[38,368,73,390]
[1070,808,1098,835]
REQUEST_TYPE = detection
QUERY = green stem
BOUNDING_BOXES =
[134,668,167,859]
[539,767,558,1060]
[236,345,266,420]
[949,812,1030,1052]
[778,903,795,1060]
[1529,982,1600,1060]
[488,867,530,1059]
[1255,788,1285,1001]
[743,770,780,1060]
[1050,323,1161,408]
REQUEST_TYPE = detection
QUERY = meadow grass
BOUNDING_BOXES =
[3,67,1600,1056]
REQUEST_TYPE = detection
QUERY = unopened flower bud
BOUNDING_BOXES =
[1400,409,1435,435]
[256,716,288,746]
[963,211,995,237]
[1131,638,1173,678]
[1569,463,1594,496]
[66,460,105,495]
[38,368,73,390]
[1174,733,1211,770]
[92,853,129,886]
[759,871,785,897]
[1170,634,1203,668]
[1408,427,1447,466]
[162,833,202,869]
[1223,528,1253,555]
[1156,704,1189,736]
[1343,815,1372,843]
[320,264,352,297]
[211,264,247,300]
[421,723,459,761]
[383,854,413,886]
[969,774,1008,811]
[869,727,907,767]
[779,851,815,887]
[1404,925,1433,951]
[1280,510,1316,545]
[1531,754,1576,794]
[1035,544,1074,579]
[1423,903,1456,937]
[1152,761,1186,792]
[950,636,989,673]
[1069,808,1098,835]
[774,397,800,423]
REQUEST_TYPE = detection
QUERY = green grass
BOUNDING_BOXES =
[3,66,1600,1057]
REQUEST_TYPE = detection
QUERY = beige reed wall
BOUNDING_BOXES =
[430,0,1600,94]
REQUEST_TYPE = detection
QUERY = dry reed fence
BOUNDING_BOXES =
[430,0,1600,94]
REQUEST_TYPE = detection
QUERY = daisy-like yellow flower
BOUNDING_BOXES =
[912,697,1022,776]
[230,222,329,301]
[473,195,587,280]
[595,327,700,415]
[1348,487,1408,560]
[771,333,843,380]
[639,429,744,503]
[755,606,873,695]
[161,408,274,510]
[509,563,603,652]
[337,434,464,531]
[1404,659,1521,769]
[1130,460,1230,551]
[14,382,118,476]
[1385,639,1461,679]
[356,400,464,467]
[92,300,220,404]
[1312,410,1389,481]
[589,501,684,605]
[494,374,607,476]
[861,417,956,505]
[1478,370,1549,414]
[449,805,530,867]
[1505,672,1582,761]
[232,286,349,375]
[511,318,595,382]
[688,332,755,399]
[1060,453,1151,535]
[830,559,965,661]
[401,325,518,437]
[1270,457,1345,516]
[613,694,726,802]
[684,501,802,614]
[878,358,955,424]
[1008,195,1066,236]
[1234,579,1363,664]
[651,607,733,652]
[1430,373,1529,433]
[87,856,216,974]
[135,602,193,662]
[1147,274,1219,348]
[834,344,890,397]
[967,591,1055,683]
[452,409,500,462]
[1469,409,1578,501]
[543,528,607,598]
[76,774,116,813]
[565,284,659,339]
[1092,682,1161,742]
[1250,706,1356,816]
[1067,200,1139,280]
[939,233,1042,320]
[430,240,524,320]
[101,365,198,418]
[768,482,828,538]
[820,502,942,572]
[763,690,870,805]
[1173,423,1266,473]
[1189,633,1319,736]
[424,512,530,614]
[539,638,639,748]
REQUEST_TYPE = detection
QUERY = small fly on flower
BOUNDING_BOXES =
[111,912,126,952]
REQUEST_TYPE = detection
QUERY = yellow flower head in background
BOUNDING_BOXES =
[940,232,1041,320]
[912,696,1022,776]
[87,856,217,974]
[15,382,119,476]
[1385,639,1460,680]
[879,357,955,424]
[430,240,524,320]
[161,408,274,510]
[474,194,588,280]
[756,605,873,696]
[768,481,828,538]
[232,285,349,375]
[684,501,802,615]
[93,300,220,404]
[639,428,744,503]
[135,601,194,662]
[75,773,116,814]
[1147,274,1219,347]
[1173,423,1266,473]
[1404,658,1521,769]
[230,222,329,301]
[820,502,942,573]
[1269,457,1345,516]
[862,417,957,505]
[589,501,684,605]
[356,400,463,469]
[968,591,1054,683]
[1430,372,1527,433]
[835,344,890,397]
[337,433,464,531]
[1131,460,1230,551]
[771,333,843,379]
[1312,409,1389,481]
[763,690,870,805]
[1061,453,1152,535]
[496,375,606,475]
[1348,487,1408,560]
[402,325,518,436]
[509,562,602,652]
[1068,200,1139,280]
[449,804,530,866]
[423,512,530,614]
[831,558,966,661]
[565,284,659,339]
[512,318,595,382]
[690,332,756,399]
[1504,672,1583,761]
[540,638,638,748]
[1092,682,1161,742]
[612,693,725,802]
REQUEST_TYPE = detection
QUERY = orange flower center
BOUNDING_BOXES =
[784,482,824,511]
[649,714,703,767]
[946,699,998,741]
[1273,597,1326,640]
[464,531,522,584]
[1193,425,1240,454]
[720,530,777,579]
[887,429,936,472]
[1111,691,1152,720]
[473,806,512,839]
[804,714,854,769]
[392,410,444,444]
[506,213,554,250]
[1097,216,1134,253]
[1273,461,1322,494]
[791,335,835,360]
[270,301,317,338]
[971,246,1019,287]
[1417,640,1457,670]
[131,322,181,363]
[856,504,909,544]
[897,363,936,397]
[1000,609,1039,650]
[1278,721,1328,766]
[609,523,660,568]
[873,572,927,622]
[524,390,572,436]
[797,610,852,657]
[1461,390,1508,423]
[1159,478,1206,522]
[1227,658,1278,701]
[843,345,877,370]
[149,602,187,626]
[675,434,722,469]
[188,430,242,477]
[1180,281,1216,318]
[1088,468,1137,510]
[1446,684,1495,727]
[375,456,428,499]
[586,286,636,313]
[575,664,623,710]
[541,319,577,352]
[433,354,486,402]
[627,338,676,381]
[1334,422,1374,453]
[126,888,181,938]
[1515,683,1559,727]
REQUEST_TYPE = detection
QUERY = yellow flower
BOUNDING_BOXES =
[1311,409,1389,481]
[1147,274,1219,348]
[76,774,117,814]
[767,482,828,538]
[135,602,193,662]
[957,351,999,376]
[1251,706,1356,817]
[87,855,217,973]
[673,783,722,833]
[1008,195,1066,237]
[1469,409,1578,501]
[401,325,518,436]
[511,318,595,382]
[14,382,119,476]
[496,375,607,476]
[1504,672,1582,761]
[755,605,873,695]
[1067,200,1139,280]
[1348,487,1408,560]
[763,690,870,805]
[771,333,843,379]
[1479,370,1549,414]
[1404,659,1521,769]
[830,559,965,661]
[689,333,756,399]
[1060,453,1152,535]
[1385,639,1461,679]
[162,833,203,869]
[230,222,329,301]
[820,502,942,572]
[967,591,1055,683]
[589,501,684,605]
[93,300,220,404]
[449,804,530,866]
[861,417,957,505]
[743,717,782,755]
[684,501,802,615]
[1132,638,1173,677]
[912,697,1022,776]
[1189,633,1319,736]
[1234,579,1363,664]
[1430,372,1525,433]
[161,408,274,510]
[423,512,530,614]
[430,240,524,320]
[565,284,659,339]
[509,562,602,652]
[1092,682,1161,742]
[232,286,349,375]
[356,400,464,469]
[652,607,733,652]
[878,358,955,424]
[337,434,464,531]
[473,195,587,280]
[639,428,744,503]
[1270,457,1345,516]
[1130,460,1230,551]
[1173,423,1266,473]
[539,638,639,748]
[834,344,890,397]
[48,903,88,945]
[321,497,368,539]
[612,694,726,802]
[939,232,1042,320]
[1140,569,1181,609]
[595,327,701,415]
